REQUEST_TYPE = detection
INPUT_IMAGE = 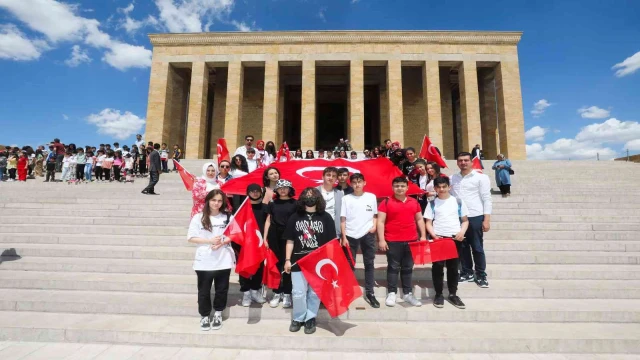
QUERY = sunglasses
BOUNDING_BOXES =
[220,165,230,169]
[246,139,254,142]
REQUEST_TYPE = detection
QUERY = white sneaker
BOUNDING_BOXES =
[251,289,266,304]
[269,293,282,308]
[282,294,292,308]
[402,292,422,307]
[385,292,396,307]
[211,311,222,330]
[241,291,252,307]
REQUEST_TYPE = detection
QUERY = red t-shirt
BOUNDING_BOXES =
[54,143,65,155]
[378,196,421,242]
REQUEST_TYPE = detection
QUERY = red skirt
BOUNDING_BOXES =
[17,168,27,181]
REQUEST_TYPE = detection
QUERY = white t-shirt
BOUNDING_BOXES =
[187,213,236,271]
[321,187,336,220]
[96,155,105,167]
[246,158,258,173]
[340,192,378,239]
[423,196,469,236]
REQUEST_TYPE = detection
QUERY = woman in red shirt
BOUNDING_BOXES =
[17,152,28,181]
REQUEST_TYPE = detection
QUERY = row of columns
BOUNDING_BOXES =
[146,59,525,160]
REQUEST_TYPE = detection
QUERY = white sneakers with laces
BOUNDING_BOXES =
[385,292,396,307]
[241,291,252,307]
[402,292,422,307]
[269,293,282,308]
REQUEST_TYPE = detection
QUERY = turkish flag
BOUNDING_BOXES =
[410,239,458,264]
[409,241,432,265]
[221,157,424,199]
[297,239,362,318]
[472,156,483,173]
[223,198,266,277]
[276,142,290,162]
[262,248,282,289]
[418,135,447,168]
[217,138,230,166]
[173,160,195,191]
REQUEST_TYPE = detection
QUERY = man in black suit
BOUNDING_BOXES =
[142,143,161,195]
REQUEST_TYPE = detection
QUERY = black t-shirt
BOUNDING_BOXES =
[402,160,419,184]
[336,185,354,196]
[267,198,297,228]
[283,211,337,271]
[251,202,268,234]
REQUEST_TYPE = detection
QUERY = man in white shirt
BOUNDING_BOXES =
[234,135,256,158]
[450,151,492,288]
[316,167,342,237]
[340,173,379,308]
[134,134,144,148]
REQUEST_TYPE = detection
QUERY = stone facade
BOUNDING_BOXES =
[145,30,527,160]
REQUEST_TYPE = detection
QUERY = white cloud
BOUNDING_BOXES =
[64,45,91,67]
[612,51,640,78]
[0,24,48,60]
[62,114,69,120]
[102,42,151,70]
[154,0,235,33]
[0,0,151,70]
[318,7,327,22]
[578,106,610,119]
[230,20,258,32]
[86,108,146,140]
[624,139,640,151]
[530,99,551,117]
[526,140,617,160]
[119,3,135,15]
[575,118,640,144]
[524,126,548,142]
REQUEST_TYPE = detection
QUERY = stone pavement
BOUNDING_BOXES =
[0,160,639,357]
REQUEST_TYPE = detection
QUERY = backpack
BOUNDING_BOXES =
[429,197,462,221]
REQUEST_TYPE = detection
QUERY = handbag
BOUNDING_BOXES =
[508,168,515,175]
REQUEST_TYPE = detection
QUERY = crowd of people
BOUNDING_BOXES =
[188,135,494,334]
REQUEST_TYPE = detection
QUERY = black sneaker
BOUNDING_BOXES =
[289,320,303,332]
[211,311,222,330]
[365,293,380,308]
[200,316,211,331]
[447,295,466,309]
[475,275,490,288]
[304,318,316,335]
[433,294,444,308]
[459,272,474,282]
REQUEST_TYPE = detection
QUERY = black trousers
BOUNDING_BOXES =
[55,154,64,172]
[432,257,459,296]
[196,269,231,316]
[347,233,376,296]
[138,162,146,175]
[143,170,159,193]
[102,168,111,181]
[75,164,85,181]
[231,242,264,292]
[268,225,291,294]
[113,165,121,181]
[499,184,511,195]
[8,168,16,180]
[386,241,414,294]
[45,162,56,181]
[94,166,102,180]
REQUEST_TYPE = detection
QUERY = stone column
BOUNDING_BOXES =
[423,60,443,149]
[209,68,227,157]
[224,61,244,152]
[145,61,172,145]
[386,60,404,145]
[349,60,365,151]
[439,68,455,159]
[479,69,499,160]
[262,61,279,144]
[458,61,482,153]
[185,62,209,159]
[301,60,316,150]
[495,61,527,160]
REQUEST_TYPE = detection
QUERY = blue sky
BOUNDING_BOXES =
[0,0,639,160]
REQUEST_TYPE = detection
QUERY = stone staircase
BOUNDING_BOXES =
[1,160,639,358]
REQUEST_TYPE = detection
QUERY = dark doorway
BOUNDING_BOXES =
[364,85,380,149]
[283,85,302,150]
[316,84,348,151]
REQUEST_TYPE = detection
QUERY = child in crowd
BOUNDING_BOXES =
[172,144,182,172]
[160,143,169,173]
[187,190,235,331]
[0,152,6,182]
[238,184,268,307]
[138,145,147,177]
[350,151,358,159]
[325,151,333,160]
[61,152,72,182]
[124,153,135,182]
[336,167,354,195]
[130,145,139,175]
[68,151,78,183]
[84,151,94,182]
[95,150,105,181]
[102,151,114,182]
[7,154,17,181]
[424,176,469,310]
[45,146,56,182]
[17,152,28,182]
[112,151,123,182]
[75,148,86,184]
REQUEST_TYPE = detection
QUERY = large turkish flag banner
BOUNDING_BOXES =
[221,158,424,198]
[297,239,362,318]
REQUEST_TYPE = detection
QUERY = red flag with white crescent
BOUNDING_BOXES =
[472,155,483,174]
[223,198,266,277]
[173,160,195,191]
[217,139,230,166]
[262,248,282,290]
[418,135,447,168]
[297,239,362,317]
[221,158,424,199]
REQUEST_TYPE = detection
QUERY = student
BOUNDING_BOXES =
[335,167,354,195]
[84,151,94,182]
[401,147,419,185]
[264,179,297,308]
[0,152,6,182]
[60,152,72,182]
[262,167,280,204]
[317,150,325,159]
[284,187,336,335]
[124,153,135,182]
[137,145,147,177]
[75,148,86,183]
[94,150,105,181]
[340,173,379,308]
[17,152,28,182]
[246,148,258,173]
[325,151,333,160]
[101,151,114,182]
[187,190,235,331]
[350,151,358,160]
[316,167,343,237]
[113,151,123,182]
[377,176,426,307]
[172,144,182,172]
[160,143,169,173]
[424,176,469,309]
[44,146,57,182]
[238,184,268,306]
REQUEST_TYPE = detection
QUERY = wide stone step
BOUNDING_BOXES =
[2,289,639,323]
[0,224,184,236]
[1,312,639,353]
[1,269,639,299]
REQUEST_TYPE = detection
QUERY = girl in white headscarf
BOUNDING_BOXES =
[191,162,222,218]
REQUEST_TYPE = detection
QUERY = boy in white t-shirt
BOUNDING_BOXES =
[340,173,379,308]
[424,176,469,310]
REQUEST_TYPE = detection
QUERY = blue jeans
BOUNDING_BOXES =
[84,163,92,181]
[0,167,4,181]
[291,271,320,322]
[459,215,487,277]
